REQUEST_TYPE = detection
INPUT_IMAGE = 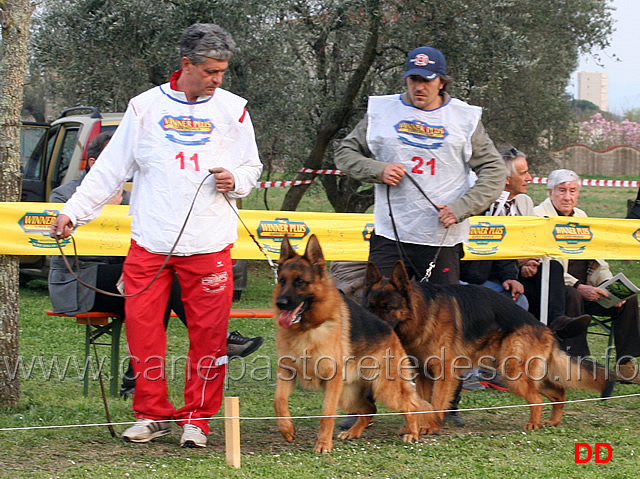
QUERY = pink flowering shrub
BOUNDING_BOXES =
[578,113,640,149]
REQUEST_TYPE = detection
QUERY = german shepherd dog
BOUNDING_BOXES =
[273,235,440,453]
[363,261,616,431]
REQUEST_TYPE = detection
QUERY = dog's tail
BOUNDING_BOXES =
[548,347,616,398]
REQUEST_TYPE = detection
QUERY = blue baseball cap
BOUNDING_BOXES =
[403,46,447,81]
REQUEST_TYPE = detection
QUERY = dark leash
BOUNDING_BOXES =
[220,194,279,284]
[52,167,219,435]
[386,173,449,283]
[55,168,280,295]
[53,169,219,298]
[51,168,277,435]
[51,170,278,428]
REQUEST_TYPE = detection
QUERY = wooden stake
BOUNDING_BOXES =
[224,396,241,468]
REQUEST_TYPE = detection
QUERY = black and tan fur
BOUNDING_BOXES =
[363,261,616,431]
[273,235,439,454]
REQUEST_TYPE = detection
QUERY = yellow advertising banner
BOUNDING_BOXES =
[2,202,640,260]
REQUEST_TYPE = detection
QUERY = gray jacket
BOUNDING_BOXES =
[48,176,131,314]
[335,92,506,222]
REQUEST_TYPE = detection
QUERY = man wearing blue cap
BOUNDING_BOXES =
[336,46,505,285]
[335,46,505,428]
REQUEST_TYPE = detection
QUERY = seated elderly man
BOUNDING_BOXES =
[534,169,640,382]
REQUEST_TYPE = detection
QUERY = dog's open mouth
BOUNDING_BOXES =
[278,302,308,329]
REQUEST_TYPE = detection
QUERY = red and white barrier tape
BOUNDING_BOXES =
[260,169,638,189]
[299,167,344,175]
[301,169,638,188]
[531,177,639,188]
[256,179,314,189]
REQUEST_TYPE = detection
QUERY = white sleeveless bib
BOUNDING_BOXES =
[366,94,481,246]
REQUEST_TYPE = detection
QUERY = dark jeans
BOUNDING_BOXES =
[91,263,126,317]
[369,233,463,284]
[563,288,640,361]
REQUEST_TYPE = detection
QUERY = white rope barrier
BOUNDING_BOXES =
[1,392,638,432]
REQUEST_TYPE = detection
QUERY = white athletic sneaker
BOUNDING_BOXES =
[122,418,171,443]
[180,424,207,448]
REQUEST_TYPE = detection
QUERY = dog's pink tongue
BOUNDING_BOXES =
[278,310,295,329]
[278,303,303,329]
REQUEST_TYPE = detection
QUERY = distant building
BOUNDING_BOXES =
[577,72,608,111]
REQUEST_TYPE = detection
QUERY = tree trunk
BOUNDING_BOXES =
[280,0,381,212]
[0,0,34,407]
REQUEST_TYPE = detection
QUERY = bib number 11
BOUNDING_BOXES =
[411,156,435,175]
[176,152,200,171]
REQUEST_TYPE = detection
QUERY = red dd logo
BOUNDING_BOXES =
[574,442,612,463]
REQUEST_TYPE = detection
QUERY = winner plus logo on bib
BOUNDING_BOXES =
[395,120,447,150]
[160,115,214,146]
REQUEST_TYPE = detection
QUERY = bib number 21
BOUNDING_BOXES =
[411,156,435,175]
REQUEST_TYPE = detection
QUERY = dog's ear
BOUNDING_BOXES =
[279,235,298,264]
[390,261,411,298]
[303,234,326,274]
[365,261,383,288]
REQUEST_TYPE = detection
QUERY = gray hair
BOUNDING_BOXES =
[547,169,581,191]
[179,23,236,64]
[498,144,526,177]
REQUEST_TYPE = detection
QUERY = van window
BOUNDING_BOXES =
[51,127,79,189]
[23,125,57,181]
[20,125,48,177]
[101,125,118,135]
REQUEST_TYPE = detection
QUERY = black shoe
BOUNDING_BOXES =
[119,373,136,400]
[550,314,592,339]
[477,370,509,391]
[461,374,486,392]
[443,411,465,427]
[227,331,264,358]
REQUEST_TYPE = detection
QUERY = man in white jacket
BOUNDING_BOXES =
[50,23,263,447]
[534,169,640,383]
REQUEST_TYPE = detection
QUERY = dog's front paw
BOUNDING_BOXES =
[419,417,442,435]
[401,432,420,443]
[542,419,561,427]
[337,429,361,440]
[313,439,333,454]
[524,421,541,431]
[277,419,295,442]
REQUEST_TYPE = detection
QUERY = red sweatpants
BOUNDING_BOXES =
[123,240,232,435]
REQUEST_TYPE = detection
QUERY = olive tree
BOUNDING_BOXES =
[0,0,33,407]
[29,0,613,212]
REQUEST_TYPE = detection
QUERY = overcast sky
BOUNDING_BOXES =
[568,0,640,115]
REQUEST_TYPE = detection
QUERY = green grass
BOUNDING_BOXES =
[243,176,333,212]
[2,184,639,478]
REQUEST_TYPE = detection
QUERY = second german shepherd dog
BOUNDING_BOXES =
[273,235,440,454]
[363,261,616,431]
